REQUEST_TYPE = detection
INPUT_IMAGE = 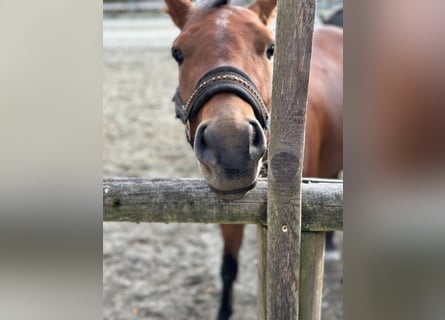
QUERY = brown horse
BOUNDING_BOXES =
[165,0,342,318]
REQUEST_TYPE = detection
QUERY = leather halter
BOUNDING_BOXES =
[172,66,270,146]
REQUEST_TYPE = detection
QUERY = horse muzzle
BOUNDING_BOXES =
[194,118,266,197]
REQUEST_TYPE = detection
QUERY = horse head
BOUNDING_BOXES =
[166,0,276,197]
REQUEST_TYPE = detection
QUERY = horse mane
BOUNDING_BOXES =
[209,0,230,7]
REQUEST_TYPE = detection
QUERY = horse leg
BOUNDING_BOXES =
[218,224,244,320]
[325,172,342,258]
[325,231,335,250]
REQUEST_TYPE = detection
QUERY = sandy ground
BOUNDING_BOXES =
[103,15,343,320]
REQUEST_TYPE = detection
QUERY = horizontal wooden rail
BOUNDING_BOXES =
[103,178,342,231]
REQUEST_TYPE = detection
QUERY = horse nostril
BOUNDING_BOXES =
[249,120,266,159]
[194,124,207,149]
[194,124,214,164]
[249,121,264,146]
[199,127,207,147]
[251,126,260,147]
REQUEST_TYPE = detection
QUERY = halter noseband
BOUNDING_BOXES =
[172,66,270,146]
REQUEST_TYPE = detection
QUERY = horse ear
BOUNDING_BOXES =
[165,0,194,29]
[248,0,277,25]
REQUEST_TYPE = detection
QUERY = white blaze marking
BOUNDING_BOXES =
[215,10,231,48]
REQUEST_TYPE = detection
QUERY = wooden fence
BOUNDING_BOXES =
[103,1,252,13]
[103,178,342,319]
[103,178,342,229]
[103,1,164,13]
[103,0,343,319]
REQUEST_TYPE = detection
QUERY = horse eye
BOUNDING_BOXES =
[171,48,184,65]
[266,44,275,60]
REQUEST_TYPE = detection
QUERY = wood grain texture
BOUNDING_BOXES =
[299,232,325,320]
[103,178,342,231]
[256,225,268,320]
[266,0,316,319]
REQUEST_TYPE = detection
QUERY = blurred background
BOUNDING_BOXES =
[103,1,343,320]
[2,1,444,320]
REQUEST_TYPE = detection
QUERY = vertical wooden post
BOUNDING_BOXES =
[266,0,316,319]
[256,225,268,320]
[299,232,325,320]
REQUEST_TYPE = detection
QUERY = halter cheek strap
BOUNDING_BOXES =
[172,66,270,146]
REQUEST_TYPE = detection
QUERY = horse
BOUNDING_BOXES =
[164,0,343,318]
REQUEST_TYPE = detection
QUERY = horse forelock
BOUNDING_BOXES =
[196,0,230,10]
[211,0,230,7]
